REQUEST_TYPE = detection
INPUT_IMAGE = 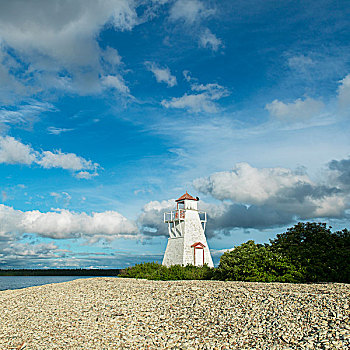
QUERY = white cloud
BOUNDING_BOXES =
[50,192,61,200]
[37,150,97,172]
[0,100,56,127]
[199,28,223,52]
[143,199,174,212]
[145,62,177,87]
[210,247,235,257]
[0,136,36,165]
[162,93,218,113]
[266,97,324,121]
[50,191,71,205]
[0,240,161,268]
[337,74,350,111]
[0,204,138,241]
[193,162,348,229]
[47,127,73,135]
[287,55,314,71]
[0,1,137,65]
[1,242,62,259]
[169,0,214,24]
[74,171,99,180]
[101,47,122,67]
[0,135,99,178]
[191,82,227,97]
[313,194,346,217]
[138,199,174,236]
[101,75,130,94]
[198,163,347,230]
[183,70,193,82]
[161,81,228,113]
[194,162,312,205]
[134,188,152,196]
[0,44,28,103]
[0,0,138,98]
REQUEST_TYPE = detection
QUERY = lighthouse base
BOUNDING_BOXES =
[162,237,184,266]
[162,235,214,268]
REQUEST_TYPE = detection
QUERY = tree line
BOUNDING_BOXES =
[120,222,350,283]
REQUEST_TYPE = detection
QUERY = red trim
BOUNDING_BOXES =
[191,242,206,248]
[192,242,205,266]
[175,191,198,202]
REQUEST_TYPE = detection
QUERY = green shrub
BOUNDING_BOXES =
[270,222,350,282]
[215,240,305,282]
[119,262,214,280]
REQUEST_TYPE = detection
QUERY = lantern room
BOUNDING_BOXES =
[175,191,199,210]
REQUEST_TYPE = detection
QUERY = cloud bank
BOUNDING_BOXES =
[0,0,138,100]
[266,97,325,121]
[138,160,350,237]
[0,136,99,178]
[194,162,348,233]
[0,204,138,242]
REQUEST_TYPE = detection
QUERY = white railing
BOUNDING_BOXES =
[164,209,186,223]
[163,210,207,223]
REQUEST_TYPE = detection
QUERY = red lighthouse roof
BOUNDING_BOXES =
[175,191,198,202]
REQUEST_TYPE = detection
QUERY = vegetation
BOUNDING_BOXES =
[119,262,214,280]
[215,240,305,282]
[121,222,350,283]
[269,222,350,283]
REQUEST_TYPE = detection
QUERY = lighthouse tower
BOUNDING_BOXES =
[162,192,214,267]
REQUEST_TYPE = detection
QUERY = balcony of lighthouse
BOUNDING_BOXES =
[163,209,207,223]
[164,209,184,223]
[163,209,207,232]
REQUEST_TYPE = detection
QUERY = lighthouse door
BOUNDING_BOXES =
[194,247,204,266]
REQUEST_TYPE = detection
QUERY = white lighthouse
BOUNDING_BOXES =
[162,192,214,267]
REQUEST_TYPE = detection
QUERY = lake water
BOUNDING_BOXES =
[0,276,95,291]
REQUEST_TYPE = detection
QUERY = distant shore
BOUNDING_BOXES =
[0,278,349,349]
[0,269,122,276]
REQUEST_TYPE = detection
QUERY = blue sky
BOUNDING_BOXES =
[0,0,350,268]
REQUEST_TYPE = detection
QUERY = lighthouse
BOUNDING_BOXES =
[162,192,214,267]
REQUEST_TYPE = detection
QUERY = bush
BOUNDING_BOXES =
[270,222,350,282]
[215,240,305,282]
[119,262,214,280]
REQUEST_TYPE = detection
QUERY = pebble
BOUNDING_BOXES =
[0,278,349,349]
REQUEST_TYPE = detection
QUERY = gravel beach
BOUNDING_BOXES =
[0,278,349,349]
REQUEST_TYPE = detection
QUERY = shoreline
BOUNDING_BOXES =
[1,278,349,349]
[0,275,117,292]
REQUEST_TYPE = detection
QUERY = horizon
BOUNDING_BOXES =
[0,0,349,269]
